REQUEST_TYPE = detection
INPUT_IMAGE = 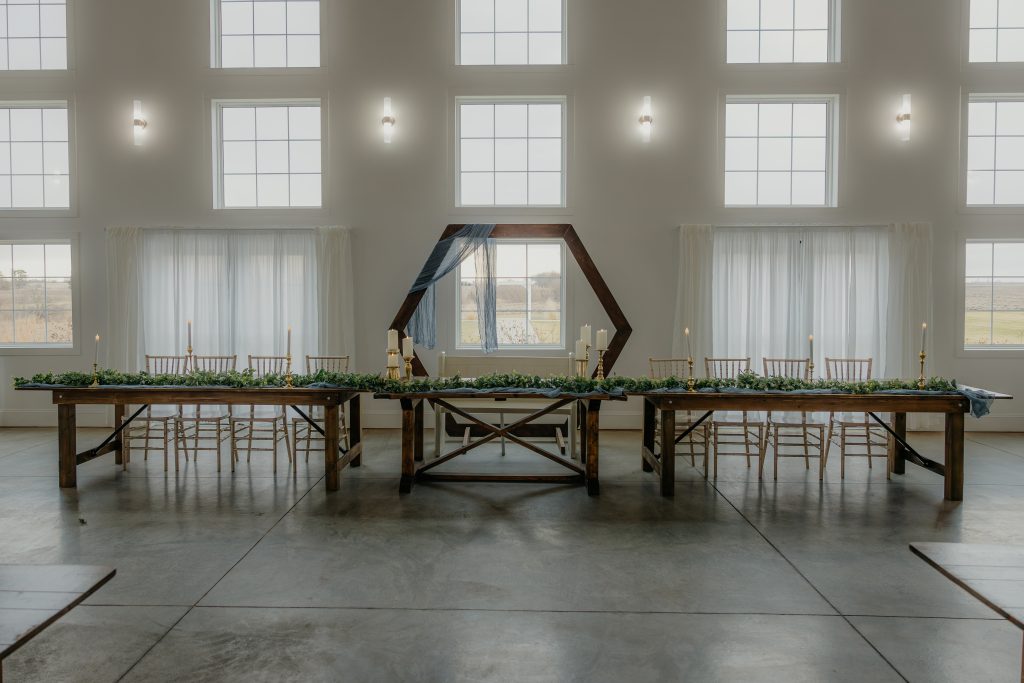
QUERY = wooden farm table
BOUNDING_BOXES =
[1,564,115,682]
[374,390,625,495]
[634,389,1012,501]
[16,386,363,493]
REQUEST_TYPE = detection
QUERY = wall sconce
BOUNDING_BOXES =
[896,94,911,142]
[639,96,653,142]
[132,99,147,146]
[381,97,395,144]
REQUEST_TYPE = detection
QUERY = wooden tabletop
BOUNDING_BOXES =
[0,564,116,660]
[910,542,1024,630]
[15,385,361,406]
[374,390,626,401]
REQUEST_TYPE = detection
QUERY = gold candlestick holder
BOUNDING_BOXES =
[187,344,194,374]
[386,350,401,380]
[686,356,695,392]
[918,351,926,390]
[90,362,99,388]
[595,349,606,381]
[285,353,294,388]
[403,355,414,382]
[808,359,815,380]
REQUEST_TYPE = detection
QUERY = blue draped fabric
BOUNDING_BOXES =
[407,224,497,352]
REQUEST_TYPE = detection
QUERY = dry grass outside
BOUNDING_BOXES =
[965,310,1024,346]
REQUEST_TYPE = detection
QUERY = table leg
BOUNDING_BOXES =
[324,403,340,491]
[585,400,600,496]
[113,404,125,466]
[349,394,362,467]
[889,412,907,475]
[944,411,965,502]
[414,399,424,463]
[661,408,675,497]
[399,399,416,494]
[642,398,655,473]
[58,404,77,489]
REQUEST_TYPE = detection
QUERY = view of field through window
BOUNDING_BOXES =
[0,241,72,345]
[965,240,1024,347]
[458,241,563,347]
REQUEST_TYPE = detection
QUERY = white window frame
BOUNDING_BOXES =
[454,238,567,351]
[211,98,325,210]
[0,99,75,215]
[455,0,568,66]
[209,0,324,70]
[0,0,70,72]
[0,234,79,356]
[963,93,1024,209]
[454,95,568,209]
[961,236,1024,353]
[722,94,839,208]
[723,0,842,65]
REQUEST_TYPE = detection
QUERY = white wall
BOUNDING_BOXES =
[1,0,1021,430]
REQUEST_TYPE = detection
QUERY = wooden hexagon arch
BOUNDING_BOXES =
[389,224,632,377]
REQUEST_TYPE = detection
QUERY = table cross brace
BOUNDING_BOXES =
[867,411,946,477]
[76,404,149,465]
[674,410,714,446]
[289,405,349,456]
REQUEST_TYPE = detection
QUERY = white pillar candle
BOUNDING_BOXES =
[387,352,399,368]
[94,334,100,365]
[575,339,585,359]
[287,326,292,357]
[920,322,927,354]
[581,324,592,349]
[596,329,608,351]
[387,329,399,352]
[402,336,414,357]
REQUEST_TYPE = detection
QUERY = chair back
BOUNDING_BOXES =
[438,352,573,379]
[648,358,691,379]
[306,355,350,374]
[248,355,287,378]
[763,358,810,380]
[145,355,188,374]
[825,358,873,381]
[705,357,750,379]
[193,354,237,373]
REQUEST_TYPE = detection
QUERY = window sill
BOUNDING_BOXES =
[956,346,1024,359]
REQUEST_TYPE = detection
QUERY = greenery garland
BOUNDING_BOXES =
[13,368,960,395]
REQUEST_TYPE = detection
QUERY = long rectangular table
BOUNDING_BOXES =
[16,386,363,493]
[374,391,624,495]
[635,389,1011,501]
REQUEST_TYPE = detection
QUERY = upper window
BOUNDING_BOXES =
[966,95,1024,206]
[0,0,67,71]
[969,0,1024,62]
[726,0,838,63]
[458,0,565,65]
[212,0,320,68]
[456,97,565,207]
[213,100,322,209]
[0,102,71,210]
[965,240,1024,348]
[0,240,72,347]
[724,95,837,207]
[457,241,564,348]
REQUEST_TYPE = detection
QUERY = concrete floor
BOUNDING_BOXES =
[1,426,1023,682]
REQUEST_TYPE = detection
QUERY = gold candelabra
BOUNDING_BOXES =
[686,356,695,392]
[285,353,294,388]
[187,344,194,374]
[918,351,926,390]
[387,350,401,380]
[575,345,591,377]
[403,353,414,381]
[90,362,99,388]
[595,349,606,381]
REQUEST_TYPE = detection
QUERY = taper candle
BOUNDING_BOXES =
[387,329,399,352]
[287,326,292,356]
[808,334,814,361]
[402,336,414,357]
[94,334,100,365]
[596,329,608,351]
[920,322,927,354]
[187,320,192,349]
[684,327,692,359]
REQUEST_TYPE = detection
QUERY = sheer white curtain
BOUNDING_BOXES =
[672,225,714,360]
[675,223,931,379]
[106,226,354,372]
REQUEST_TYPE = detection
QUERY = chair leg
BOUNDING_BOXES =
[773,426,780,481]
[713,424,720,480]
[840,426,847,479]
[802,426,810,469]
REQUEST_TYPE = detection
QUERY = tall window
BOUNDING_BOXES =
[458,241,564,348]
[212,0,320,68]
[0,240,72,346]
[967,96,1024,206]
[965,240,1024,348]
[726,0,838,63]
[969,0,1024,62]
[213,101,322,208]
[457,97,565,207]
[0,0,67,70]
[458,0,565,65]
[724,95,837,207]
[0,103,70,209]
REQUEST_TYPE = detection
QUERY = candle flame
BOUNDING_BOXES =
[808,334,813,341]
[95,334,100,342]
[684,327,690,335]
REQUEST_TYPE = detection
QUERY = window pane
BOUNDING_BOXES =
[461,34,494,64]
[759,103,793,136]
[528,33,562,64]
[288,3,319,33]
[46,307,71,343]
[972,0,998,27]
[994,243,1024,275]
[968,136,996,170]
[727,31,760,63]
[13,244,43,275]
[994,170,1024,203]
[529,0,562,31]
[725,171,758,204]
[966,242,993,277]
[725,138,758,170]
[1,1,66,71]
[757,172,791,204]
[460,0,564,64]
[761,0,795,29]
[461,0,494,32]
[528,243,561,276]
[794,0,828,30]
[969,102,996,135]
[528,172,561,205]
[726,104,759,137]
[460,173,494,205]
[966,170,995,204]
[494,139,527,171]
[758,138,791,170]
[794,30,828,62]
[997,102,1024,135]
[494,172,527,204]
[45,243,71,278]
[289,174,321,207]
[495,33,528,63]
[992,311,1024,345]
[728,0,760,30]
[530,277,561,309]
[496,244,527,276]
[14,310,45,343]
[461,139,494,172]
[45,277,71,308]
[215,0,320,67]
[495,0,528,32]
[496,279,527,310]
[792,137,826,170]
[760,31,794,62]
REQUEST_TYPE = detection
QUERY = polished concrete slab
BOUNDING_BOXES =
[1,426,1023,681]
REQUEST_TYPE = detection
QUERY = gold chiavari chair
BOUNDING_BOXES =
[292,355,351,462]
[705,357,766,479]
[229,355,293,473]
[825,357,891,479]
[124,354,188,472]
[763,358,828,481]
[175,354,237,472]
[649,358,710,476]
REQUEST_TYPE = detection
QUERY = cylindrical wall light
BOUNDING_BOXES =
[382,97,395,144]
[639,96,653,142]
[896,94,911,142]
[132,99,147,146]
